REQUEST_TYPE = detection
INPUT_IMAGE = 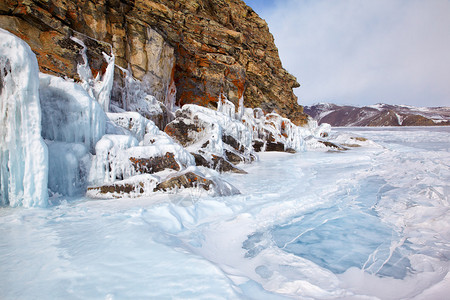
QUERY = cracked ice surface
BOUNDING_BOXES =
[1,127,449,299]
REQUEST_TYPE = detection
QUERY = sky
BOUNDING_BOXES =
[244,0,450,107]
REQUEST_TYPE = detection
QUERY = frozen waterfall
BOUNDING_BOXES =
[39,73,107,153]
[0,29,48,207]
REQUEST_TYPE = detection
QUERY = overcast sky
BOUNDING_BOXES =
[244,0,450,107]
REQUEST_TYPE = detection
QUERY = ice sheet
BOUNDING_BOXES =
[1,127,449,299]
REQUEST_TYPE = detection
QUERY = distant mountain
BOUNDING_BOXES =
[304,103,450,127]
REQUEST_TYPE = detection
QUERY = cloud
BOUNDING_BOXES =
[257,0,450,107]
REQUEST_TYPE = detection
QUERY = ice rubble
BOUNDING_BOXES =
[0,28,48,207]
[89,111,195,187]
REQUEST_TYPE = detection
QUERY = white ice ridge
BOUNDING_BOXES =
[0,29,48,207]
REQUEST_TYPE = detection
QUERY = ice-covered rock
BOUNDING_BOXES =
[111,68,173,130]
[154,167,240,197]
[89,134,140,185]
[191,153,247,174]
[165,102,254,172]
[89,126,194,187]
[107,111,158,142]
[0,29,48,207]
[71,36,115,112]
[39,73,107,153]
[87,174,159,199]
[243,110,308,152]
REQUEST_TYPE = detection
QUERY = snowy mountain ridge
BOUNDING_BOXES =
[305,103,450,127]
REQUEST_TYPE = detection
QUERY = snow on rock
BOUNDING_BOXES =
[165,101,255,173]
[154,166,240,197]
[89,134,140,186]
[39,73,107,153]
[107,111,159,142]
[0,29,48,207]
[86,174,159,199]
[328,133,382,149]
[111,67,172,130]
[46,141,90,197]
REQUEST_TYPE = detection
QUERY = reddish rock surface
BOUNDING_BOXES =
[0,0,307,124]
[129,152,180,174]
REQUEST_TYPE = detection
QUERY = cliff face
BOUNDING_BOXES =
[0,0,307,125]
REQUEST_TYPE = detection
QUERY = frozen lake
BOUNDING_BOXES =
[1,126,449,299]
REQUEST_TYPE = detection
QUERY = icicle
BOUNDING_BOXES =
[0,29,48,207]
[237,95,245,121]
[94,52,115,112]
[71,36,115,112]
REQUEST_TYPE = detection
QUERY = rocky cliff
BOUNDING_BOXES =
[305,103,450,127]
[0,0,307,125]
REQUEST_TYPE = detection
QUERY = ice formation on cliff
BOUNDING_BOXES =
[1,29,335,204]
[71,37,115,112]
[39,73,107,153]
[0,29,48,207]
[46,141,90,197]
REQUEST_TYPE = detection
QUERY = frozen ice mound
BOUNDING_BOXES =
[106,111,160,142]
[39,73,107,153]
[0,28,48,207]
[46,141,90,197]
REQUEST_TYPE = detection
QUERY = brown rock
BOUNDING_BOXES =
[191,152,247,174]
[129,152,180,174]
[88,182,140,195]
[154,171,214,192]
[86,175,159,198]
[318,140,347,151]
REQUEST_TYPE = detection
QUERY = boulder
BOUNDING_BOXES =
[87,174,159,199]
[154,171,214,192]
[154,168,240,197]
